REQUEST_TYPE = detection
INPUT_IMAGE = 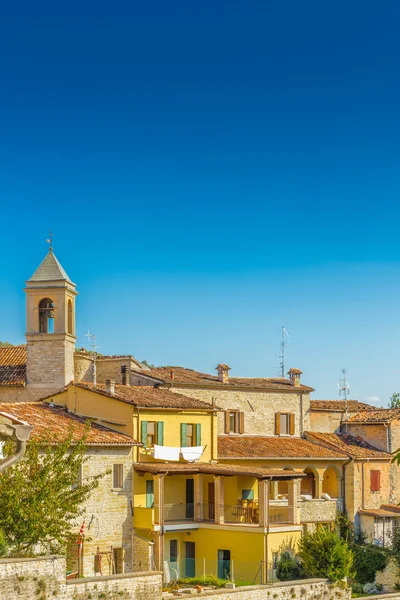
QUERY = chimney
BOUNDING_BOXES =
[288,368,302,388]
[121,366,128,385]
[106,379,115,395]
[170,368,174,381]
[216,364,231,384]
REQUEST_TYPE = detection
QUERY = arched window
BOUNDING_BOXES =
[39,298,55,333]
[301,468,317,498]
[67,299,73,335]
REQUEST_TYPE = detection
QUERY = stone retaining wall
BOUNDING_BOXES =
[164,579,351,600]
[0,555,162,600]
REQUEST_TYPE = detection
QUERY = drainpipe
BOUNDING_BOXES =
[299,393,303,437]
[0,416,33,473]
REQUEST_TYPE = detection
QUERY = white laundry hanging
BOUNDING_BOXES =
[153,444,180,461]
[181,446,204,462]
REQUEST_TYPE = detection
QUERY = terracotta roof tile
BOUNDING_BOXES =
[345,409,400,424]
[133,366,314,391]
[45,383,217,411]
[217,435,347,459]
[134,462,306,479]
[0,346,27,386]
[359,505,400,518]
[304,431,391,459]
[310,400,374,412]
[0,402,138,446]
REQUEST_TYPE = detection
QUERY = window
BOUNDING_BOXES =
[275,413,295,436]
[67,299,74,335]
[241,489,254,500]
[224,411,244,434]
[113,464,124,489]
[71,465,83,490]
[370,470,381,492]
[140,421,164,447]
[39,298,55,333]
[170,540,178,563]
[181,423,202,447]
[146,480,154,508]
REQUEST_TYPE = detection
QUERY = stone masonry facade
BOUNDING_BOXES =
[67,446,134,577]
[26,336,75,387]
[0,555,162,600]
[164,386,311,436]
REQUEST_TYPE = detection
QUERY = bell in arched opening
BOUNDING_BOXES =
[39,298,55,333]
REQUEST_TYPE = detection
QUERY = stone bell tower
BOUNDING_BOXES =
[24,246,78,388]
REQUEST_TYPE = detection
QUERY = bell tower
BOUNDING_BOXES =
[24,246,78,388]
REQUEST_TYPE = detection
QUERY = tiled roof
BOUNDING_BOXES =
[28,250,73,284]
[217,435,347,459]
[345,409,400,424]
[46,383,216,411]
[0,402,138,446]
[359,505,400,518]
[0,346,27,386]
[304,431,391,459]
[310,400,374,412]
[133,366,314,391]
[134,462,306,479]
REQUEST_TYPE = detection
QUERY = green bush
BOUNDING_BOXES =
[176,575,227,588]
[276,552,304,581]
[298,528,354,582]
[0,529,8,557]
[351,543,388,585]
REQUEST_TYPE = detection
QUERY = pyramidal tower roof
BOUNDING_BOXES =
[28,250,74,284]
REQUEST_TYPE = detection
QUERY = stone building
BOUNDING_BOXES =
[0,401,138,576]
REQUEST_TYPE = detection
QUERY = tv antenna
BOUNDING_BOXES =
[338,368,350,432]
[85,330,101,387]
[278,324,290,378]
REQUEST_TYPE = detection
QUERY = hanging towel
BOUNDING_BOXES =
[181,446,204,462]
[153,445,180,461]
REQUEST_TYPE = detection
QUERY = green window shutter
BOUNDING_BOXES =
[157,421,164,446]
[146,480,154,508]
[141,420,148,445]
[181,423,187,447]
[195,423,202,446]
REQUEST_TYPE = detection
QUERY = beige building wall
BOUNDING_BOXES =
[0,386,61,403]
[346,423,388,452]
[74,353,94,383]
[345,460,392,526]
[309,410,345,433]
[157,386,311,437]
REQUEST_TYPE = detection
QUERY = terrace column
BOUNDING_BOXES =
[194,474,204,521]
[213,475,225,524]
[153,474,165,570]
[288,478,300,525]
[270,480,279,500]
[258,479,269,528]
[315,471,323,499]
[153,474,165,527]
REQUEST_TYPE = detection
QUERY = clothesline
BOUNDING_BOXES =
[152,444,205,462]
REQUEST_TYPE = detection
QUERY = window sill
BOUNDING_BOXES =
[111,488,124,492]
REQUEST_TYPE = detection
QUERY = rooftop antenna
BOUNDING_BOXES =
[278,323,290,378]
[338,368,350,432]
[85,330,101,387]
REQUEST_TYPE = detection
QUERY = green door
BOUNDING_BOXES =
[185,542,195,577]
[217,549,231,580]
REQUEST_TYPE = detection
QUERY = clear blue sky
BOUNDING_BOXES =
[1,1,400,405]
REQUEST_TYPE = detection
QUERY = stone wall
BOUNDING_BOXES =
[164,579,351,600]
[0,555,162,600]
[96,358,139,385]
[346,423,388,452]
[309,410,343,433]
[0,385,61,403]
[155,386,311,437]
[133,534,155,572]
[375,556,400,592]
[70,446,134,577]
[26,336,75,387]
[74,353,94,383]
[299,498,339,523]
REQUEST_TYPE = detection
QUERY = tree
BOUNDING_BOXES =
[276,551,303,581]
[141,359,155,368]
[0,427,106,555]
[298,528,355,582]
[389,393,400,408]
[0,341,13,347]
